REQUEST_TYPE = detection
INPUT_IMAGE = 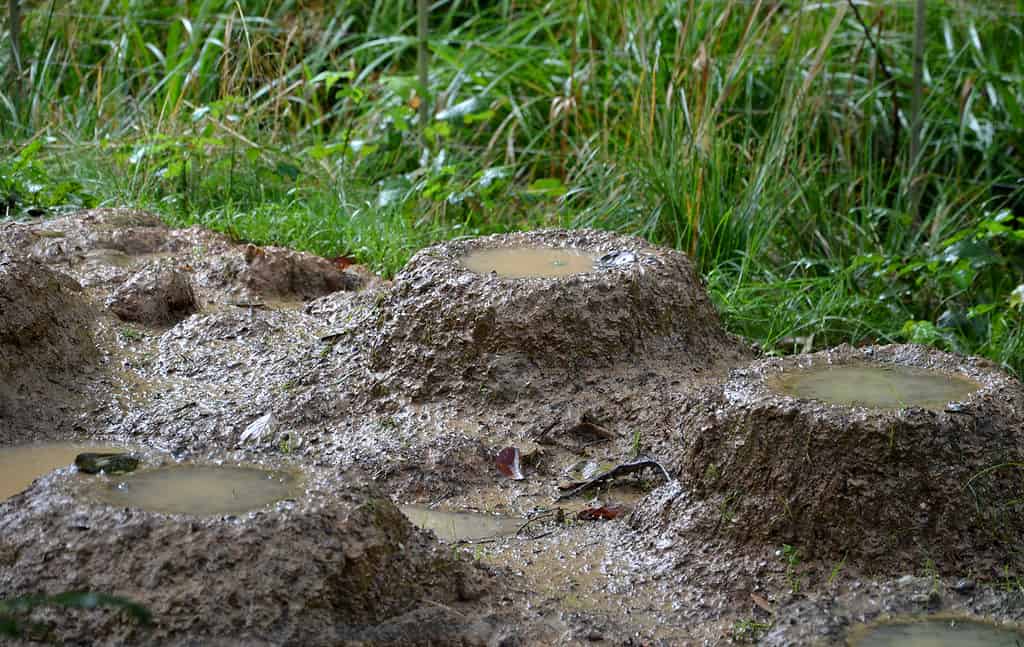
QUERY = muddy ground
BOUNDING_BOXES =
[0,209,1022,645]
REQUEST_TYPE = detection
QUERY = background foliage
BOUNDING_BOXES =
[2,0,1022,373]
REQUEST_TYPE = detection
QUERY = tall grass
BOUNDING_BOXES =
[2,0,1022,373]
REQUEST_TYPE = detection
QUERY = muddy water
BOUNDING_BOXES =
[850,618,1024,646]
[399,505,522,542]
[0,443,127,500]
[767,363,981,410]
[460,247,596,278]
[98,465,299,515]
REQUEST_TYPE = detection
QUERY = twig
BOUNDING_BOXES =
[845,0,902,173]
[556,455,672,501]
[516,509,563,537]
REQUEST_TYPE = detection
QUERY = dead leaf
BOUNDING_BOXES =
[496,447,525,480]
[329,255,357,270]
[576,504,626,521]
[750,592,774,614]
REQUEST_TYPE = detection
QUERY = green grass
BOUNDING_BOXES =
[2,0,1022,374]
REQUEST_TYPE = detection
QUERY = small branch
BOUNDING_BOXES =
[7,0,23,109]
[909,0,927,226]
[556,455,672,501]
[845,0,902,173]
[416,0,429,148]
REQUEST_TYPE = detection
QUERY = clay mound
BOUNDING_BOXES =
[0,255,100,440]
[0,208,368,307]
[0,471,485,644]
[106,259,198,325]
[642,344,1024,574]
[341,229,744,398]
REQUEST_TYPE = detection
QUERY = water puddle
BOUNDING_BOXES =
[97,464,299,516]
[850,618,1023,646]
[399,505,522,542]
[460,247,596,278]
[767,362,981,410]
[0,443,128,500]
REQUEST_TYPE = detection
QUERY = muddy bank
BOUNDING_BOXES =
[0,461,488,644]
[0,208,371,311]
[318,229,748,400]
[0,254,101,443]
[2,210,1023,645]
[641,344,1024,575]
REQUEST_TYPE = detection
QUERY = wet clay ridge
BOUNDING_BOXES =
[642,344,1024,574]
[0,254,100,443]
[335,228,744,399]
[0,208,371,312]
[2,210,1023,644]
[0,467,485,645]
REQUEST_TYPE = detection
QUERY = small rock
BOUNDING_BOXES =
[75,453,140,475]
[953,578,976,594]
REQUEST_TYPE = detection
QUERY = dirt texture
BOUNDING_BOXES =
[2,210,1024,645]
[0,253,101,443]
[0,208,370,312]
[762,574,1024,646]
[106,260,198,325]
[0,462,489,645]
[642,344,1024,574]
[328,229,746,399]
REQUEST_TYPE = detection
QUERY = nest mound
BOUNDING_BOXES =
[642,344,1024,573]
[0,468,484,644]
[346,229,743,398]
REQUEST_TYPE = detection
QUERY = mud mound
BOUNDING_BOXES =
[0,468,486,645]
[106,259,198,325]
[0,255,100,441]
[0,208,368,308]
[336,229,744,398]
[641,344,1024,574]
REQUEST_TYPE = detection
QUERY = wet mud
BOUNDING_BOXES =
[1,211,1022,645]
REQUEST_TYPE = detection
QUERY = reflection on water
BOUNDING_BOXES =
[768,363,980,411]
[0,443,127,500]
[99,464,298,515]
[461,247,596,278]
[399,505,522,542]
[851,618,1024,647]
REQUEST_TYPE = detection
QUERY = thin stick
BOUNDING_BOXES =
[416,0,429,148]
[556,455,672,501]
[7,0,23,109]
[845,0,902,173]
[909,0,927,226]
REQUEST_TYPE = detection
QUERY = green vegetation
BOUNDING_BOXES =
[1,591,151,639]
[2,0,1022,373]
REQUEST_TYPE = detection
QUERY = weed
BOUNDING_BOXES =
[781,544,802,594]
[827,555,848,586]
[1,0,1022,373]
[731,618,772,644]
[118,326,144,343]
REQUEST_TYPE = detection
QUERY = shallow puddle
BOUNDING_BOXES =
[460,247,596,278]
[850,618,1024,646]
[399,505,522,542]
[98,464,299,515]
[0,443,128,500]
[767,363,981,410]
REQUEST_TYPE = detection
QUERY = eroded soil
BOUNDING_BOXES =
[1,210,1021,645]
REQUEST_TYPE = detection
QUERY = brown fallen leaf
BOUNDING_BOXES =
[496,447,525,480]
[576,504,627,521]
[750,592,774,614]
